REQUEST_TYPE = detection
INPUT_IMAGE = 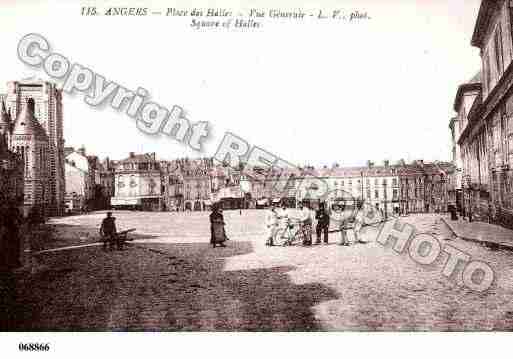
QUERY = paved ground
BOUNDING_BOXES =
[441,216,513,249]
[4,210,513,331]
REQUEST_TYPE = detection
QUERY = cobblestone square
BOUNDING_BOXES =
[4,210,513,331]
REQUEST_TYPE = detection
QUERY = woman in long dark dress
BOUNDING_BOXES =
[210,204,227,248]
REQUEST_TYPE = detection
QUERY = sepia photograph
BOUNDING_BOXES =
[0,0,512,357]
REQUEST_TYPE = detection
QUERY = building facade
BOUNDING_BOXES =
[1,79,65,216]
[111,152,162,211]
[2,98,51,217]
[453,0,513,228]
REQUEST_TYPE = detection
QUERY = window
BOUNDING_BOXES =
[374,190,379,199]
[485,52,492,92]
[502,112,508,165]
[494,25,504,77]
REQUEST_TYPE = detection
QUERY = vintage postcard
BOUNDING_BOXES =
[0,0,511,357]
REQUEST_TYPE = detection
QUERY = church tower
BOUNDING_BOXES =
[0,99,12,147]
[5,79,65,216]
[10,98,50,216]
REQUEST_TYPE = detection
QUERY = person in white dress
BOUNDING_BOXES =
[354,206,369,243]
[265,203,279,246]
[296,202,313,245]
[277,202,290,229]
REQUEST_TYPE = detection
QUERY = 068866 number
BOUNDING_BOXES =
[19,343,50,352]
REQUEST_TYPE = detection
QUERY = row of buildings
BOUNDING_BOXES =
[101,152,454,216]
[0,78,456,219]
[450,0,513,229]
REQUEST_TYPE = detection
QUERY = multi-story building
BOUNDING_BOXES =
[65,148,94,210]
[453,0,513,227]
[170,158,216,211]
[111,152,162,211]
[64,147,115,213]
[2,98,51,217]
[451,73,482,214]
[398,160,454,215]
[313,162,400,215]
[1,79,65,216]
[98,157,116,208]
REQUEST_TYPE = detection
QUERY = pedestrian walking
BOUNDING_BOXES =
[265,203,279,246]
[210,203,227,248]
[100,212,119,250]
[315,202,330,244]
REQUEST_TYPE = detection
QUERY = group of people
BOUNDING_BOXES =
[265,201,368,247]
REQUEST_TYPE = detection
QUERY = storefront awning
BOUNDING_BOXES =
[111,197,141,206]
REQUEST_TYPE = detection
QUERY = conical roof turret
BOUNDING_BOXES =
[12,98,48,140]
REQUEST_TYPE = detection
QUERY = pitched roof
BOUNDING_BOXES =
[119,152,157,164]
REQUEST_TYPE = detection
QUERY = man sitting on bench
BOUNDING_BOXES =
[100,212,120,250]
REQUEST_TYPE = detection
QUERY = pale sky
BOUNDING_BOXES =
[0,0,482,166]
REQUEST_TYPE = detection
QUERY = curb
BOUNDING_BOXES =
[440,217,513,251]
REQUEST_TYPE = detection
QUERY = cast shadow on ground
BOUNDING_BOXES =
[5,240,339,331]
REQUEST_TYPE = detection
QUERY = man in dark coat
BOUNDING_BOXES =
[315,202,330,244]
[210,203,227,248]
[100,212,118,250]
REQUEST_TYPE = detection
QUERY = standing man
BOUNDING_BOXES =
[297,202,313,245]
[100,212,118,250]
[315,202,330,244]
[265,203,279,246]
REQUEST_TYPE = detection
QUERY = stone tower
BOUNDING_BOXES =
[10,98,50,216]
[5,79,65,216]
[0,99,12,147]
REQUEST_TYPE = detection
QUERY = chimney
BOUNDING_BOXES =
[367,160,374,168]
[384,160,390,168]
[129,152,135,158]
